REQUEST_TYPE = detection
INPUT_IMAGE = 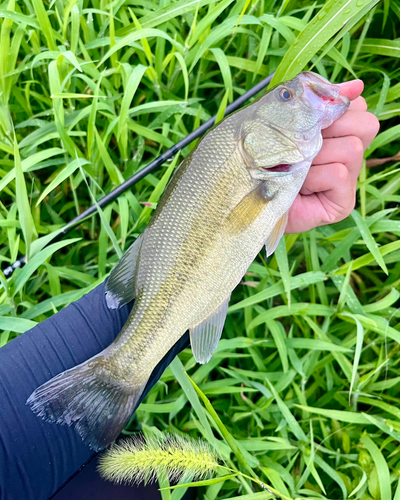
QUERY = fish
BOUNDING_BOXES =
[27,71,349,451]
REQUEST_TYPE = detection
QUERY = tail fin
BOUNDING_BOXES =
[27,357,145,451]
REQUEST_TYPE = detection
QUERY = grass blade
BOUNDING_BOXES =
[274,237,291,308]
[351,209,388,274]
[360,435,391,500]
[186,373,261,483]
[12,238,81,297]
[13,134,37,260]
[0,316,37,334]
[271,0,377,84]
[36,158,90,206]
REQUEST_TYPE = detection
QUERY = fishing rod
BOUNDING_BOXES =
[3,73,274,278]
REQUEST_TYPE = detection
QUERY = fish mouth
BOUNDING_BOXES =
[261,163,293,176]
[299,72,349,122]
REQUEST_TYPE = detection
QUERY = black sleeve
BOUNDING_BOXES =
[0,281,190,500]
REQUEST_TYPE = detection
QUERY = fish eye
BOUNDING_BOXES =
[278,88,294,101]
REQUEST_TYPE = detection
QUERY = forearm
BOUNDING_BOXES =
[0,282,189,500]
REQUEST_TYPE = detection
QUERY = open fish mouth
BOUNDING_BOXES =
[299,72,350,119]
[261,163,293,176]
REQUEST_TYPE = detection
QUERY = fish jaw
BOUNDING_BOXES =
[251,160,311,194]
[298,72,350,129]
[245,71,350,178]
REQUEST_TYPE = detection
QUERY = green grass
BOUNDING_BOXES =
[1,0,400,498]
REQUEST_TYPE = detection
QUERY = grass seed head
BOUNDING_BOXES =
[98,433,220,485]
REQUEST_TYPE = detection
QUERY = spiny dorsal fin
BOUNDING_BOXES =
[105,235,143,309]
[226,184,271,235]
[189,296,230,364]
[265,211,288,258]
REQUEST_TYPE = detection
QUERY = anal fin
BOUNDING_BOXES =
[189,296,230,364]
[105,234,143,309]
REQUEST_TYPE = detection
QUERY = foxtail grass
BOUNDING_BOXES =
[98,433,220,485]
[99,430,291,500]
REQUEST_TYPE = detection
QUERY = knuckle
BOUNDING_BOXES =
[346,135,364,158]
[334,162,349,183]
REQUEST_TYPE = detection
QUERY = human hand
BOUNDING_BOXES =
[285,79,380,234]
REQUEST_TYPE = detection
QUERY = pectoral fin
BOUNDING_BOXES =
[226,184,271,235]
[265,211,288,258]
[105,235,143,309]
[190,296,230,364]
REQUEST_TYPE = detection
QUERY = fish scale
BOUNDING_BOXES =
[27,71,350,451]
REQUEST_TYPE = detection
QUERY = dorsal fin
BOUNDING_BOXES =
[105,235,143,309]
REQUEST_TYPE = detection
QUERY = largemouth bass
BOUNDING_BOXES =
[28,72,349,451]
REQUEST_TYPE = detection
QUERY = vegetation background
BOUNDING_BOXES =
[1,0,400,498]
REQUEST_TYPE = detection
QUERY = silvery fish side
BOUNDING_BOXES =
[27,72,349,451]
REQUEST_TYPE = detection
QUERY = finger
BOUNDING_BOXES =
[312,136,364,183]
[348,96,367,112]
[337,80,366,110]
[300,162,355,225]
[286,162,356,234]
[322,110,380,149]
[338,80,364,101]
[300,162,354,202]
[285,193,323,234]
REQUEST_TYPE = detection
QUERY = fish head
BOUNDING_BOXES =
[244,71,350,180]
[256,71,349,138]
